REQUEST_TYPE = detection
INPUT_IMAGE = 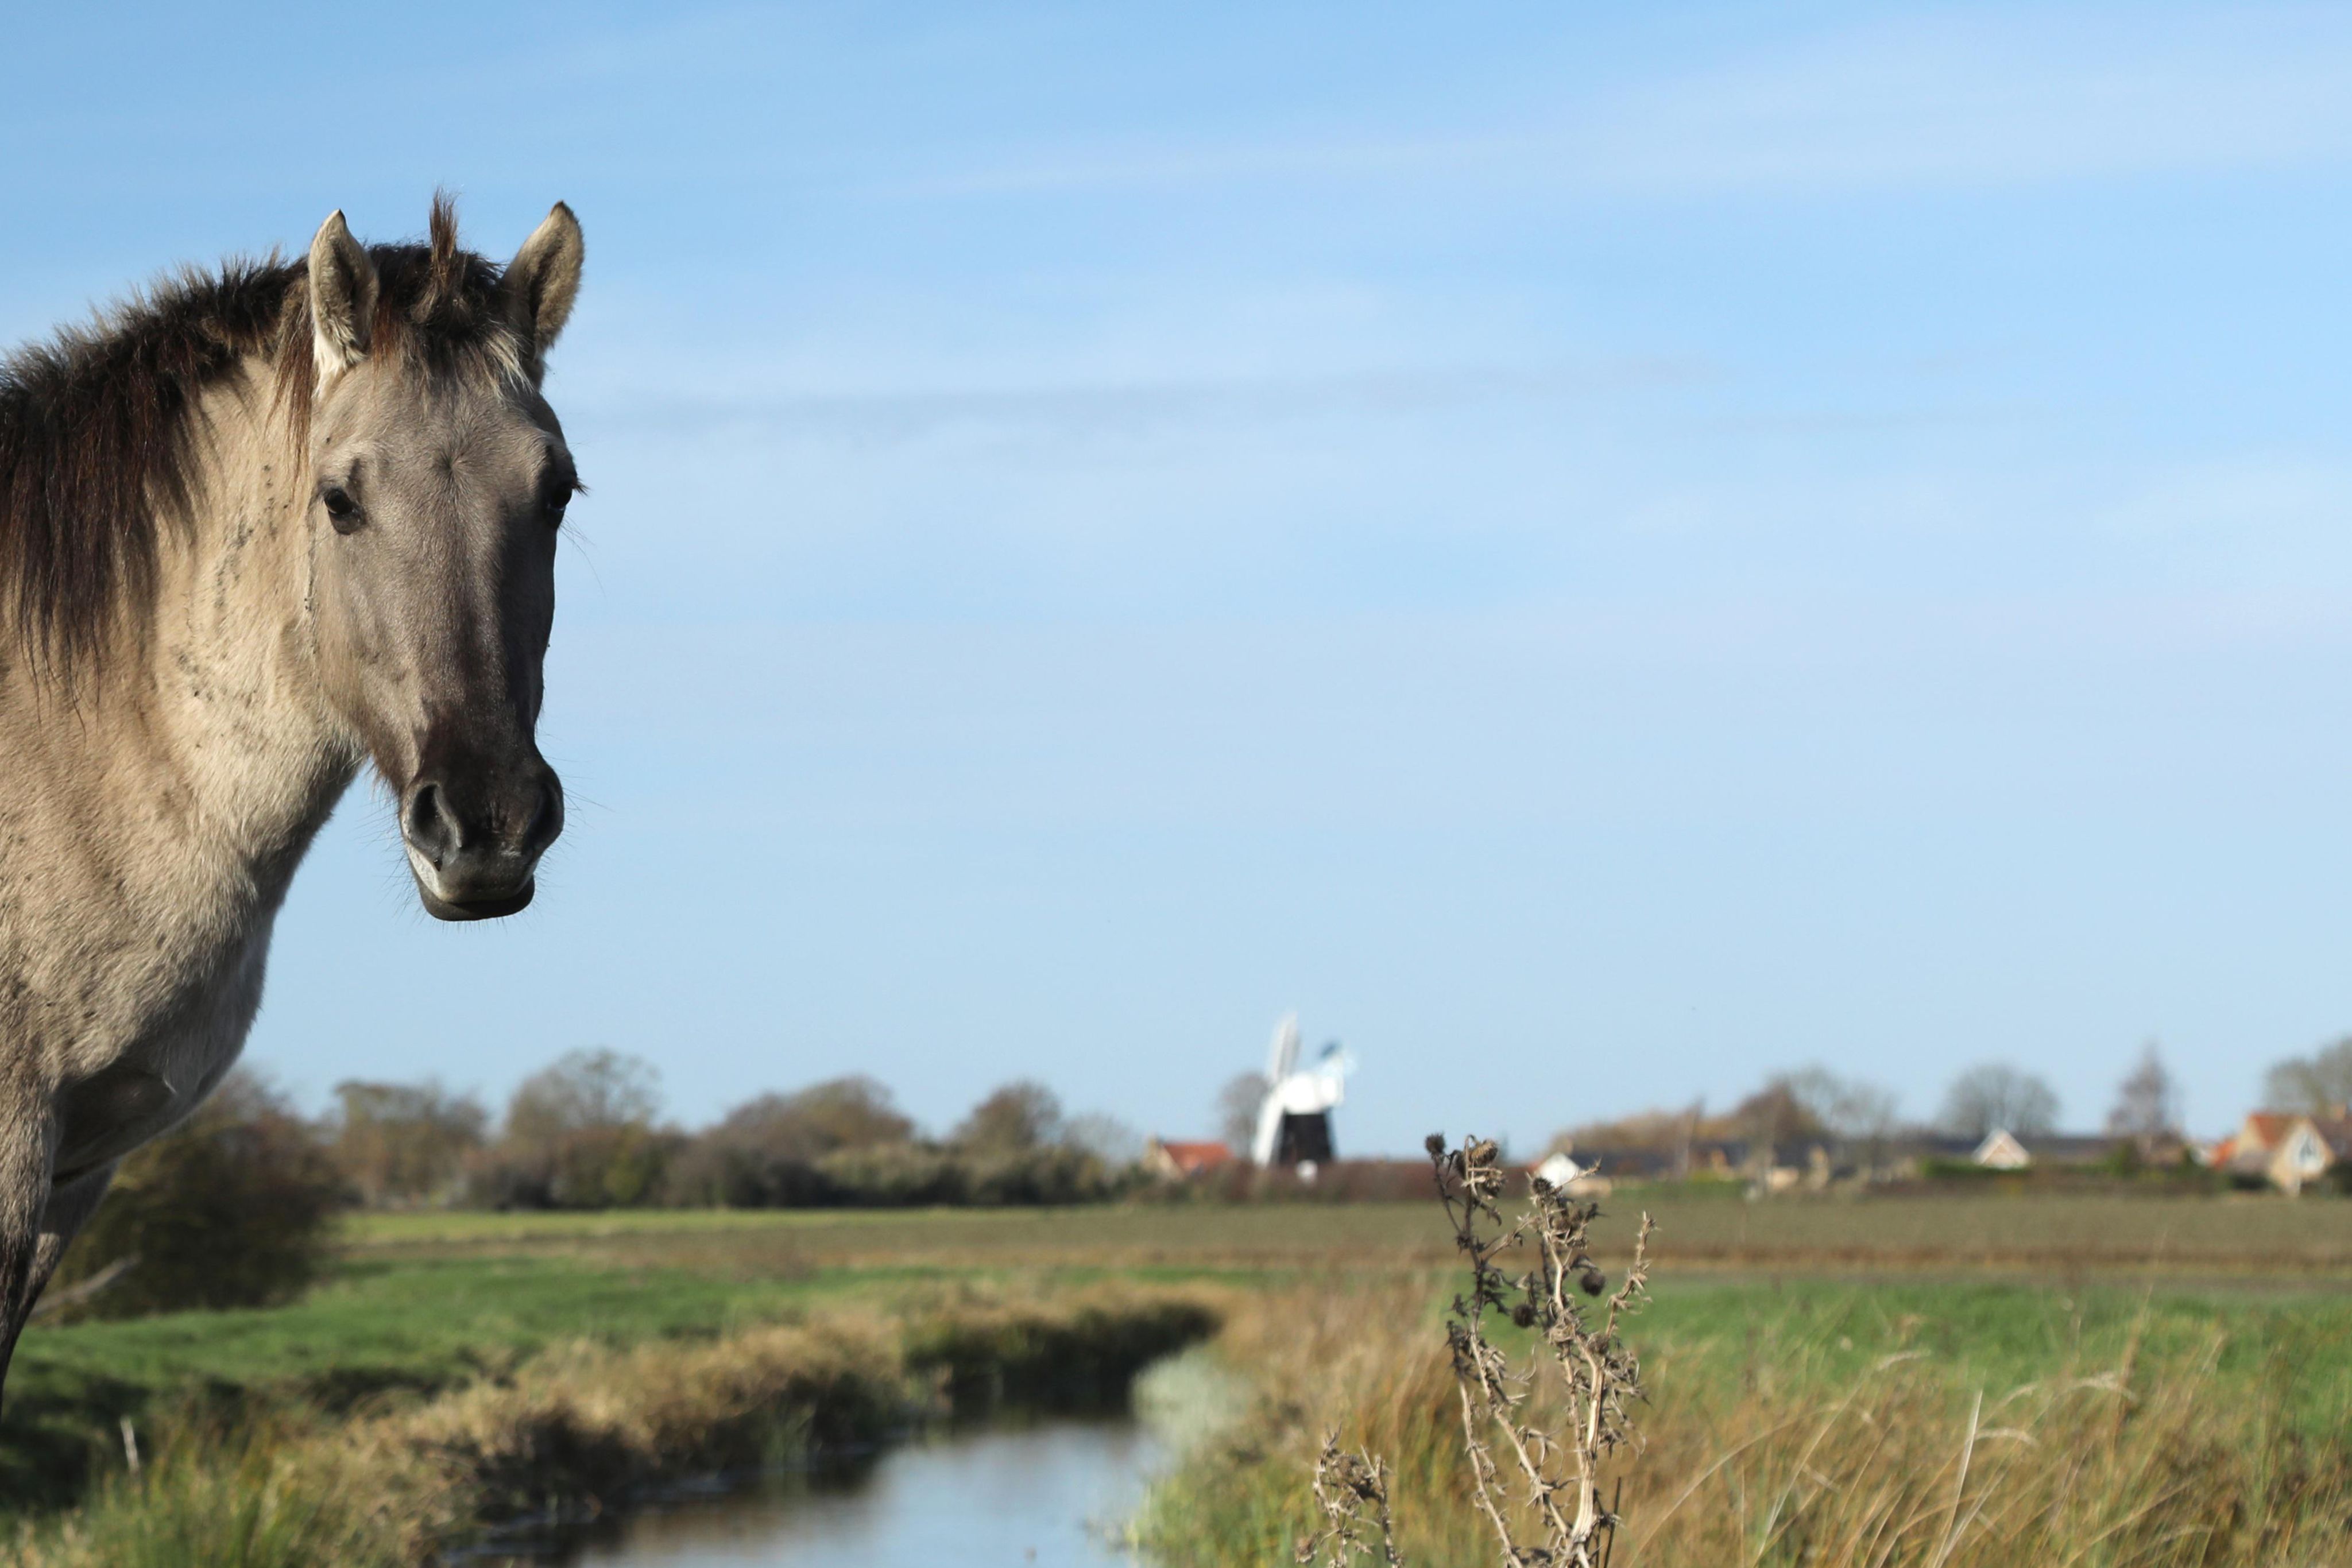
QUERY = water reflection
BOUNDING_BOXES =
[561,1418,1160,1567]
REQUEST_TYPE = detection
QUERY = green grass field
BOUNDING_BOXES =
[26,1192,2352,1418]
[342,1187,2352,1276]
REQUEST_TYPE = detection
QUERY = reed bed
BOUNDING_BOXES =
[7,1284,1217,1568]
[1134,1278,2352,1567]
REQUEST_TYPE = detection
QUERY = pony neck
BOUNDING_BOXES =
[117,370,361,864]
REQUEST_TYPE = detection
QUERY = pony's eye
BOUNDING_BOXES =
[543,491,570,528]
[320,486,363,535]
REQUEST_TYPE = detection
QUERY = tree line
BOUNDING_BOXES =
[38,1052,1142,1324]
[1544,1047,2187,1167]
[330,1047,1140,1211]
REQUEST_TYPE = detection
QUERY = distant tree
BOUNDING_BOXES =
[664,1075,919,1207]
[930,1081,1131,1206]
[1547,1106,1703,1157]
[661,1074,1131,1212]
[1939,1063,2060,1140]
[2262,1036,2352,1116]
[327,1078,488,1207]
[1781,1066,1900,1143]
[1065,1112,1144,1166]
[714,1076,914,1160]
[482,1047,671,1209]
[953,1081,1063,1155]
[51,1072,342,1320]
[1215,1072,1270,1151]
[1731,1077,1825,1160]
[506,1047,662,1143]
[2105,1042,2181,1144]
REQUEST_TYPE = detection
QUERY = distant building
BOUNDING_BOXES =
[1971,1129,2031,1170]
[1879,1130,2110,1176]
[2211,1110,2352,1195]
[1143,1138,1238,1181]
[1948,1130,2110,1171]
[1962,1129,2121,1170]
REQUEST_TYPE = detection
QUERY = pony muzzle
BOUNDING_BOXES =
[398,764,563,922]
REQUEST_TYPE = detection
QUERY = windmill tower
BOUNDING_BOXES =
[1250,1013,1350,1172]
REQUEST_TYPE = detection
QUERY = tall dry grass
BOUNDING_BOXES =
[1135,1279,2352,1567]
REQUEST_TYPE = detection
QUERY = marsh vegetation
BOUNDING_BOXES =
[5,1189,2352,1563]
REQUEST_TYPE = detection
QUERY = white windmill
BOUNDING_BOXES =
[1250,1013,1351,1173]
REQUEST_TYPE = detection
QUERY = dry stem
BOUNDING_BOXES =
[1430,1132,1653,1568]
[1298,1432,1405,1567]
[1297,1136,1656,1567]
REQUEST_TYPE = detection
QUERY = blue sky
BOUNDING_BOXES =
[6,3,2352,1150]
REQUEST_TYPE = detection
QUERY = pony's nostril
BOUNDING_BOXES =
[403,782,458,866]
[521,776,563,855]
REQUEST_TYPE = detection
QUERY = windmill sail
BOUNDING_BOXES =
[1264,1013,1301,1082]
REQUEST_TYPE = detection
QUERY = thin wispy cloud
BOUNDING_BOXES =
[577,359,1716,442]
[887,10,2352,201]
[1579,11,2352,193]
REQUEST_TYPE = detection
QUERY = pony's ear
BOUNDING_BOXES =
[307,210,378,379]
[503,203,584,357]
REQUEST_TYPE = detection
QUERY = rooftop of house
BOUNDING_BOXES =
[1147,1139,1238,1175]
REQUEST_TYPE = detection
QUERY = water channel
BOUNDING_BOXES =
[519,1415,1164,1567]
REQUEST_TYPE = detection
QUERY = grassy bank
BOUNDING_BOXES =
[10,1284,1218,1567]
[0,1255,836,1507]
[1135,1273,2352,1566]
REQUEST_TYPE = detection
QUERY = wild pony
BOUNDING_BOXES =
[0,199,585,1389]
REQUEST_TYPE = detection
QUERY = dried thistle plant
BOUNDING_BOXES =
[1431,1132,1654,1568]
[1296,1432,1403,1567]
[1294,1135,1654,1568]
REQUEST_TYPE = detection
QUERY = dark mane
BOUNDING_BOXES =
[0,197,518,671]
